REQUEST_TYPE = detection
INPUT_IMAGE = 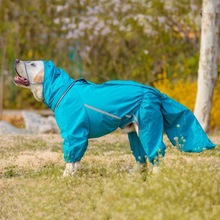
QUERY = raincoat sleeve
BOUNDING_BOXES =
[55,102,90,163]
[63,130,88,163]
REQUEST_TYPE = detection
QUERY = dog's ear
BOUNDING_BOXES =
[33,71,44,83]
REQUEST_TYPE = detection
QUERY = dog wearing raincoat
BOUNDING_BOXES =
[14,59,216,176]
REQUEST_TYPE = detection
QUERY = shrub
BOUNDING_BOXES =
[153,73,220,131]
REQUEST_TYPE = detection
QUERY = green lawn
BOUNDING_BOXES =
[0,133,219,220]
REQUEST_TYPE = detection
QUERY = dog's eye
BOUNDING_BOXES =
[30,63,36,67]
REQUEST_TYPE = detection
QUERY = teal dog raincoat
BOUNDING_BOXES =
[43,61,216,164]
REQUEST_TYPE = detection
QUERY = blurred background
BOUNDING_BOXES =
[0,0,219,130]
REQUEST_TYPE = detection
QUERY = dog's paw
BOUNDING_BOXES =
[152,165,160,174]
[129,162,147,175]
[63,162,80,177]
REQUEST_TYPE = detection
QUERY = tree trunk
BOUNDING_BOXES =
[194,0,220,132]
[0,38,7,120]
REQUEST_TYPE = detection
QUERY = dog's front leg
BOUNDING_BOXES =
[63,162,80,177]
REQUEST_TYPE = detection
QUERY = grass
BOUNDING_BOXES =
[0,133,220,220]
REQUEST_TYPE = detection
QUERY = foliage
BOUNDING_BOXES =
[56,0,202,81]
[0,134,220,219]
[154,72,220,131]
[0,0,208,109]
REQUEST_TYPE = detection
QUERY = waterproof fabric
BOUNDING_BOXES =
[43,61,216,163]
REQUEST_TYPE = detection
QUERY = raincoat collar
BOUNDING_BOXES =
[43,60,75,111]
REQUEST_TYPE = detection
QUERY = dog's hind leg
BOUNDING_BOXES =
[122,122,139,135]
[136,94,166,164]
[128,132,147,164]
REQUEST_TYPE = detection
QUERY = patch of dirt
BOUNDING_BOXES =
[15,150,62,168]
[0,150,62,171]
[1,114,24,128]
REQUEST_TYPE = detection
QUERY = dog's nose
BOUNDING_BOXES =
[15,59,20,64]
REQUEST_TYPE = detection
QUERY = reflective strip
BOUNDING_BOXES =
[84,104,121,120]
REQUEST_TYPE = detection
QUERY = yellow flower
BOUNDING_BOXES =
[154,72,220,131]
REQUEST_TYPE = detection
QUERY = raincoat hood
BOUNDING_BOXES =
[43,60,74,111]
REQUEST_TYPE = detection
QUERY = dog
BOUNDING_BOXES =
[14,59,216,176]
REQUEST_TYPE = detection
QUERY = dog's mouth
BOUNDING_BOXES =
[14,67,30,87]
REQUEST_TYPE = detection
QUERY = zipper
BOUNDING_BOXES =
[54,81,76,111]
[84,104,121,120]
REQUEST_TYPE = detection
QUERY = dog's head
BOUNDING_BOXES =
[14,59,44,101]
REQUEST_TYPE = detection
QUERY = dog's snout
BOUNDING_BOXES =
[15,59,20,64]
